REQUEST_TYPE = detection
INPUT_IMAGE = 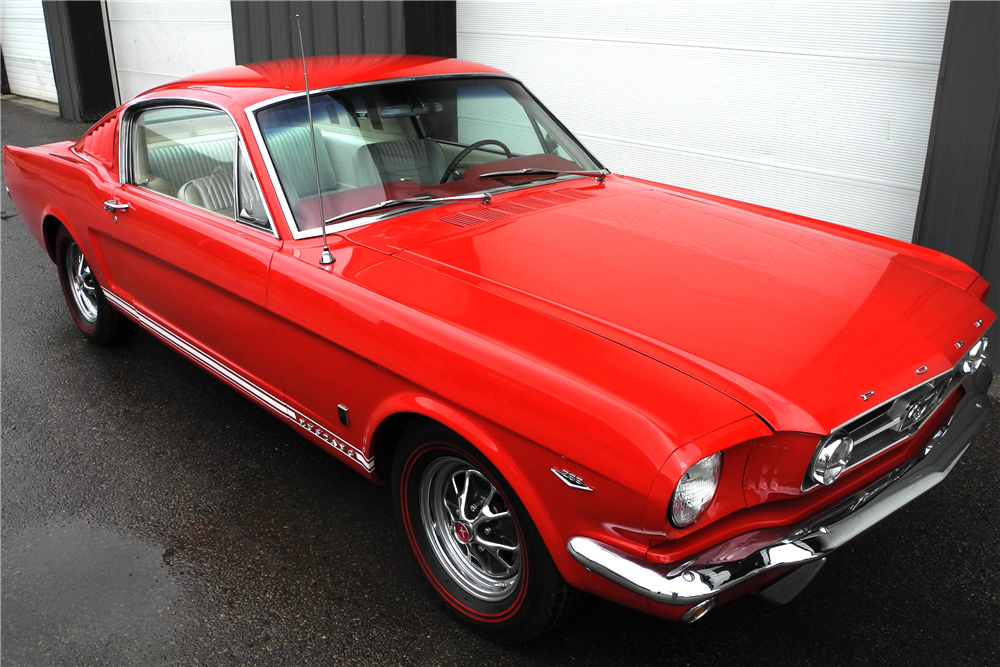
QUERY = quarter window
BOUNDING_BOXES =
[237,145,269,229]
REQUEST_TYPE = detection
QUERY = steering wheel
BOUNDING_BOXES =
[439,139,513,184]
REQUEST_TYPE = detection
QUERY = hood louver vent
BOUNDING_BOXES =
[440,189,594,227]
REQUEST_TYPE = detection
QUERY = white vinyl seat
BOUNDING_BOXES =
[178,172,235,218]
[354,139,447,186]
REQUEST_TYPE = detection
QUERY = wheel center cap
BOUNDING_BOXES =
[453,522,471,544]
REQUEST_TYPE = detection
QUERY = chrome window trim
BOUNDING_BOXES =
[118,97,278,239]
[243,72,607,241]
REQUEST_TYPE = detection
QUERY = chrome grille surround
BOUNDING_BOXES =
[801,362,967,492]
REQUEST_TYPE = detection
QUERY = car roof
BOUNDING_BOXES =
[137,55,510,110]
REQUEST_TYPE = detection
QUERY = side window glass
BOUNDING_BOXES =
[237,145,269,229]
[131,107,236,220]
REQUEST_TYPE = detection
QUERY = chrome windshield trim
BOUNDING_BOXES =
[243,72,607,241]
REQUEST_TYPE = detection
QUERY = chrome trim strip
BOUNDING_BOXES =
[102,288,374,472]
[567,366,992,607]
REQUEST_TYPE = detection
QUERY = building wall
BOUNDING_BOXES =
[457,1,949,242]
[105,0,236,102]
[0,0,58,102]
[913,1,1000,367]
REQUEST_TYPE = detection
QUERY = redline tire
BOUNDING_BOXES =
[392,420,580,643]
[54,226,136,345]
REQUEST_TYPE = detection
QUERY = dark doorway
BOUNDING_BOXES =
[913,1,1000,366]
[42,1,117,121]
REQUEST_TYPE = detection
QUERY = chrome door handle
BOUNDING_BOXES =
[103,199,129,212]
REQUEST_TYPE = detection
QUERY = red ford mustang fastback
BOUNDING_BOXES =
[4,55,995,642]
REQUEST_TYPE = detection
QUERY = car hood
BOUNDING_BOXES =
[391,181,994,433]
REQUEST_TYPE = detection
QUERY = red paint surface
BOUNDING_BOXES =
[3,55,995,619]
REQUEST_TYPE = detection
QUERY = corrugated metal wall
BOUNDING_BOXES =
[41,1,117,121]
[230,1,404,64]
[457,1,949,242]
[229,1,455,64]
[914,1,1000,367]
[0,0,58,103]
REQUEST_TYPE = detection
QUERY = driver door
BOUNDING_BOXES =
[94,104,284,401]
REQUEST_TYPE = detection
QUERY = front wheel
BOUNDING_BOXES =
[393,421,579,642]
[55,226,136,345]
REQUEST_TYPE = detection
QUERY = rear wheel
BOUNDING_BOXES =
[393,421,579,643]
[55,226,136,345]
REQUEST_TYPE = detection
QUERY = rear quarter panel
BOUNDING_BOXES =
[4,143,117,278]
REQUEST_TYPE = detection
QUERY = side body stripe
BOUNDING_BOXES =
[103,288,376,472]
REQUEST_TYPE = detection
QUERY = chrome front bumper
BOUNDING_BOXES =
[568,365,994,608]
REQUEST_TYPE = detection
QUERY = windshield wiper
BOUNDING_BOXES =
[477,168,609,181]
[323,192,493,226]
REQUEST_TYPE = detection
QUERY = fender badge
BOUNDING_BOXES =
[860,391,874,401]
[915,366,928,374]
[955,340,964,349]
[974,319,983,328]
[551,468,594,492]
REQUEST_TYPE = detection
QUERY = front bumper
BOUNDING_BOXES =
[568,365,993,608]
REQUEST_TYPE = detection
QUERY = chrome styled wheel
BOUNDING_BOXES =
[419,457,521,602]
[393,421,580,642]
[65,240,99,323]
[54,225,136,345]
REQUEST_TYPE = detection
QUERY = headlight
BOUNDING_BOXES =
[670,452,722,528]
[962,336,989,375]
[811,431,854,486]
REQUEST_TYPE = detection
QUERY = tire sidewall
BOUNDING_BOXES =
[393,423,554,638]
[55,226,110,342]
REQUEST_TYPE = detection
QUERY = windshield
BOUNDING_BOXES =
[255,77,602,233]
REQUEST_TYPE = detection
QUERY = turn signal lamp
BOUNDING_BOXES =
[670,452,722,528]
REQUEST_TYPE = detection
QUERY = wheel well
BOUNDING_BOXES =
[372,412,427,481]
[42,214,64,261]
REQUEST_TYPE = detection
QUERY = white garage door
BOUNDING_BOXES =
[106,0,236,103]
[0,0,58,103]
[457,1,949,241]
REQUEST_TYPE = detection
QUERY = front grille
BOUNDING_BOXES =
[801,363,966,491]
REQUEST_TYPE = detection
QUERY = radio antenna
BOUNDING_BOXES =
[295,14,334,265]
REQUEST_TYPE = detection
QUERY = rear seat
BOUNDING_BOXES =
[140,127,405,219]
[147,138,234,194]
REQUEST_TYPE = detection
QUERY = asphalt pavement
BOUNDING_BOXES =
[3,98,999,667]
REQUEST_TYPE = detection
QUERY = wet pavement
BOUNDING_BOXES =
[3,98,999,666]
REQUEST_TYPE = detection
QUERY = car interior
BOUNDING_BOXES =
[129,79,597,234]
